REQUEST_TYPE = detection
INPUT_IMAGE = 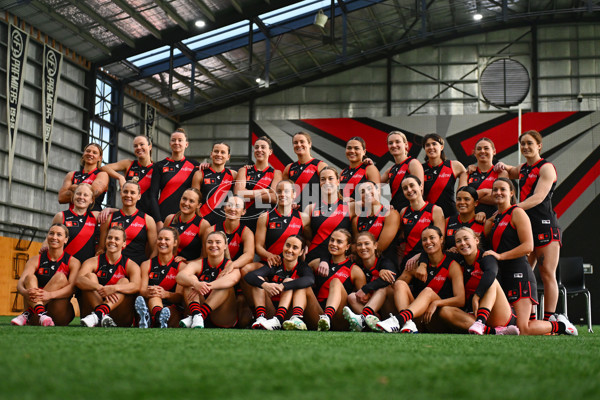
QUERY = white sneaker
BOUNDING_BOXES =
[548,314,557,322]
[191,314,204,329]
[39,314,55,327]
[101,315,117,327]
[400,319,418,333]
[179,315,193,328]
[495,325,520,335]
[158,307,171,329]
[343,306,364,332]
[365,315,381,332]
[318,314,330,331]
[557,314,578,336]
[468,320,485,335]
[376,314,400,333]
[135,296,150,329]
[252,316,267,329]
[283,316,307,331]
[80,313,99,327]
[11,312,29,326]
[260,317,282,331]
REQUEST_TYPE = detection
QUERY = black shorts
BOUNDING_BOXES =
[499,259,538,305]
[532,226,561,248]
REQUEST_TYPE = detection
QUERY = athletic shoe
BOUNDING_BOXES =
[101,315,117,327]
[343,306,364,332]
[135,296,150,329]
[495,325,520,335]
[401,319,418,333]
[158,307,171,329]
[377,314,400,333]
[318,314,330,331]
[468,320,485,335]
[179,315,193,328]
[557,314,578,336]
[548,314,557,322]
[11,312,29,326]
[365,315,382,332]
[252,316,267,329]
[38,314,55,327]
[191,314,204,329]
[260,317,282,331]
[80,313,99,327]
[283,316,307,331]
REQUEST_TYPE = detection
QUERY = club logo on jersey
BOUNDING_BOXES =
[111,222,123,228]
[447,229,454,236]
[163,167,174,173]
[65,221,75,227]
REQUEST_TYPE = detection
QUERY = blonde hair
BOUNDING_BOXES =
[80,143,103,169]
[207,230,231,260]
[72,183,95,208]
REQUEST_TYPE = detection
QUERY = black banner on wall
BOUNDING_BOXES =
[42,44,63,191]
[144,103,156,144]
[6,24,29,189]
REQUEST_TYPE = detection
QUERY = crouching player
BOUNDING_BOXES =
[12,224,81,326]
[436,227,519,335]
[305,229,365,331]
[342,232,397,331]
[77,225,141,327]
[376,226,465,333]
[176,231,240,329]
[135,227,184,328]
[244,235,314,331]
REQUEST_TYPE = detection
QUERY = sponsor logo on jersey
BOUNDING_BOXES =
[130,222,145,228]
[439,172,452,178]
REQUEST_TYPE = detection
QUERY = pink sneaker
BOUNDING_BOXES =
[39,314,55,327]
[11,313,29,326]
[468,320,485,335]
[495,325,520,335]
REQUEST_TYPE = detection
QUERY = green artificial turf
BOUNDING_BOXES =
[0,316,598,400]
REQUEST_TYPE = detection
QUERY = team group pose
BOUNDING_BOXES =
[10,128,578,336]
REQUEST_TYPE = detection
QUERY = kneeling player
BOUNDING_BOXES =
[177,231,240,328]
[12,224,81,326]
[244,235,314,330]
[77,226,141,327]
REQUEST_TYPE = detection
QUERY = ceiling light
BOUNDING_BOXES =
[256,78,265,84]
[473,13,483,21]
[195,20,206,28]
[314,10,328,29]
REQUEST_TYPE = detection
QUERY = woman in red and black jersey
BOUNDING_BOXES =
[495,130,562,322]
[483,178,576,336]
[380,131,424,212]
[444,186,485,251]
[164,188,210,263]
[149,129,199,226]
[422,133,467,218]
[101,135,154,215]
[467,137,508,217]
[77,225,141,327]
[135,227,184,329]
[305,167,355,263]
[44,183,99,263]
[58,143,109,212]
[11,224,81,327]
[352,180,400,265]
[342,232,397,332]
[305,229,364,331]
[177,231,240,328]
[193,142,237,226]
[234,136,281,232]
[282,132,328,210]
[376,226,464,333]
[98,181,157,267]
[340,137,380,202]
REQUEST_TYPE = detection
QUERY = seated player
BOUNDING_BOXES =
[244,235,314,331]
[12,224,81,326]
[305,229,365,331]
[135,227,184,328]
[176,231,240,329]
[77,225,141,327]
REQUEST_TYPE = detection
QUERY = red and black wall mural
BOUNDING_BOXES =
[252,111,600,323]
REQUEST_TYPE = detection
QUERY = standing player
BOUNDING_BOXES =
[444,186,485,251]
[192,142,237,226]
[340,137,380,201]
[234,136,281,231]
[58,143,109,212]
[11,224,81,327]
[422,134,467,218]
[101,135,154,215]
[282,132,327,210]
[467,137,507,217]
[149,128,199,227]
[77,226,141,327]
